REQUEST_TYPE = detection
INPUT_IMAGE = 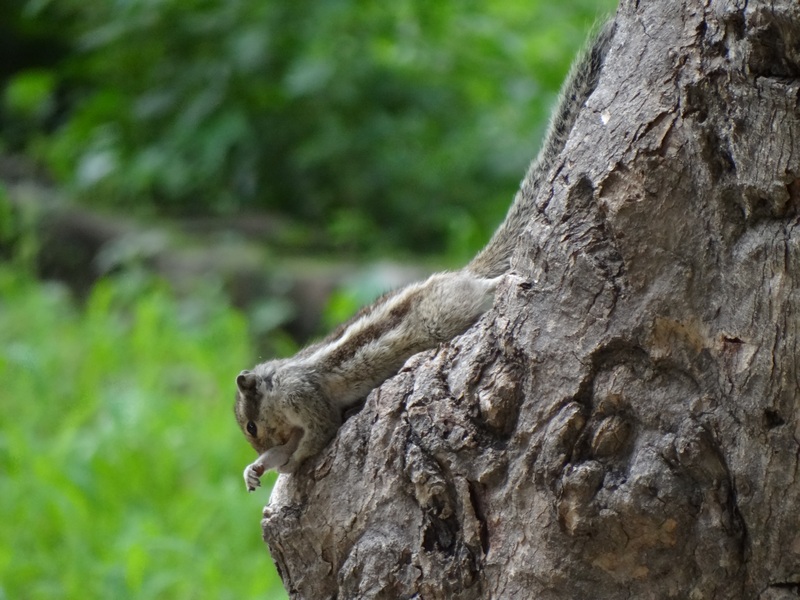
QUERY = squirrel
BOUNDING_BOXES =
[235,20,616,492]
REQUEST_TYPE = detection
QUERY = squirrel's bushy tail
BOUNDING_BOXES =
[469,19,616,278]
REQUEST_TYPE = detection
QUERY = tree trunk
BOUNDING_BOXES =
[261,0,800,597]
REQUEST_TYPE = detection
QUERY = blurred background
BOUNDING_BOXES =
[0,0,615,597]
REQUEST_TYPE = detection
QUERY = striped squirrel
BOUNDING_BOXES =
[236,20,615,491]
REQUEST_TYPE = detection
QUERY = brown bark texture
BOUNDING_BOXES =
[261,0,800,598]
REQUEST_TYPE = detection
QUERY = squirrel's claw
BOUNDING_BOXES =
[244,462,265,492]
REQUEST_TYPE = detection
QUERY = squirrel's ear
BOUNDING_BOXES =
[236,370,258,393]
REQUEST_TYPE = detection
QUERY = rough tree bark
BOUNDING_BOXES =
[260,0,800,598]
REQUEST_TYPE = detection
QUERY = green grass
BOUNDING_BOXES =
[0,268,287,600]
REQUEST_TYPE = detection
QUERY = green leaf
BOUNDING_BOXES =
[3,70,56,119]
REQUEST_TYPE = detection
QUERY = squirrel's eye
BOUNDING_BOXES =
[246,421,257,436]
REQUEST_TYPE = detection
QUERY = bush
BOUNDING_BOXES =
[3,0,615,258]
[0,269,287,599]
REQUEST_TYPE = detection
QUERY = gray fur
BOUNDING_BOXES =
[470,20,616,277]
[235,21,616,490]
[237,272,502,489]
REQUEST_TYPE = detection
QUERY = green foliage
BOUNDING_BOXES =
[0,183,14,246]
[0,269,287,600]
[4,69,55,120]
[322,276,388,332]
[0,182,39,268]
[4,0,615,258]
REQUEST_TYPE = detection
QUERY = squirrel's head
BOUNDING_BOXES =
[234,366,290,455]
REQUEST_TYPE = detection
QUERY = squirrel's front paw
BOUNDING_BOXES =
[244,462,265,492]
